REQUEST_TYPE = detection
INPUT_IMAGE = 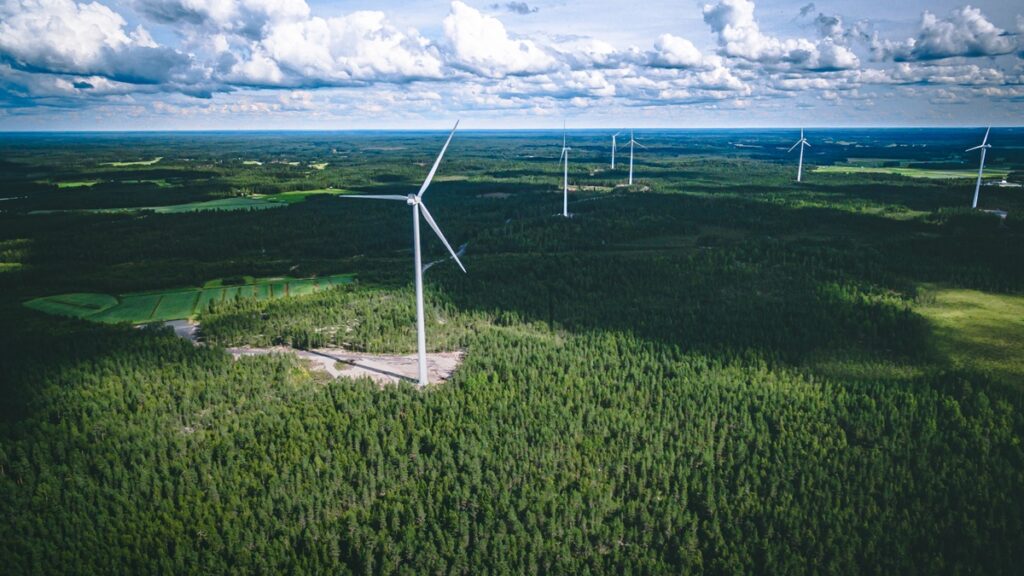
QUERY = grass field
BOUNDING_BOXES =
[23,274,355,324]
[101,157,163,167]
[916,285,1024,385]
[55,180,101,188]
[258,189,350,204]
[815,165,1011,180]
[149,197,284,213]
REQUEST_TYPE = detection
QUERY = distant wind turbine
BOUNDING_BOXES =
[967,126,992,209]
[788,128,811,182]
[559,122,571,217]
[625,129,646,186]
[339,121,465,386]
[611,131,621,169]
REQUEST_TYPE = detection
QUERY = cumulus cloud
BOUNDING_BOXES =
[648,34,704,69]
[872,6,1017,61]
[443,1,557,77]
[701,0,858,70]
[0,0,192,84]
[230,11,444,86]
[135,0,310,37]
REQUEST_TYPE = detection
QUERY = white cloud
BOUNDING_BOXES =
[701,0,858,70]
[443,1,557,77]
[0,0,189,83]
[872,6,1017,61]
[238,11,444,86]
[649,34,704,69]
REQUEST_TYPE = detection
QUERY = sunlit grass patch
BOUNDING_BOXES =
[55,180,101,188]
[916,285,1024,385]
[815,165,1010,180]
[101,157,163,167]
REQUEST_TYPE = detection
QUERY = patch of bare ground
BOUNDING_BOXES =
[478,192,511,199]
[227,346,463,387]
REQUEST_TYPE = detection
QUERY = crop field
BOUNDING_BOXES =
[23,274,355,324]
[815,165,1011,180]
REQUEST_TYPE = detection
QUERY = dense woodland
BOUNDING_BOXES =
[1,129,1023,574]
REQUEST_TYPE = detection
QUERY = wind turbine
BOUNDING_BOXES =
[967,126,992,209]
[611,131,621,169]
[559,122,571,217]
[340,121,465,386]
[625,129,646,186]
[788,128,810,182]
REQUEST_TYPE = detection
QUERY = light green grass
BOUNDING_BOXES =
[24,273,356,324]
[101,157,163,167]
[916,285,1024,385]
[55,180,101,188]
[260,189,349,204]
[152,291,199,321]
[815,165,1010,180]
[92,295,161,323]
[0,263,22,272]
[24,293,118,319]
[149,197,284,213]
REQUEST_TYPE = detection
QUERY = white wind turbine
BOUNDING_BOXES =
[625,129,646,185]
[967,126,992,209]
[558,122,571,217]
[340,121,465,386]
[611,131,622,169]
[788,128,811,182]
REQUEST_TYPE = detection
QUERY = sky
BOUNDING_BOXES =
[0,0,1021,130]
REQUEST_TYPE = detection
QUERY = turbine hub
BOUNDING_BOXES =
[407,194,419,205]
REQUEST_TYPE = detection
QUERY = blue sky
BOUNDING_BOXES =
[0,0,1021,130]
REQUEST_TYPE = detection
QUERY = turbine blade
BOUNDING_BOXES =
[635,142,648,149]
[339,194,409,201]
[982,126,990,146]
[419,203,466,273]
[803,141,811,148]
[788,141,800,153]
[966,145,983,152]
[416,120,459,198]
[559,148,566,163]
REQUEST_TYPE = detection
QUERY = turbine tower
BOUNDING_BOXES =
[625,129,646,186]
[788,128,811,182]
[967,126,992,209]
[611,131,621,169]
[340,121,465,386]
[559,122,571,217]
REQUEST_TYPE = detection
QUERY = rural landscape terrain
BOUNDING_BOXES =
[1,127,1023,573]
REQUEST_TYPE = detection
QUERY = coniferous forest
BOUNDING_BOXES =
[1,129,1023,574]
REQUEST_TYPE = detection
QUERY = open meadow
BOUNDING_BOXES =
[1,128,1023,573]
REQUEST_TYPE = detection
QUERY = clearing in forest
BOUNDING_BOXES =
[916,285,1024,385]
[23,273,355,324]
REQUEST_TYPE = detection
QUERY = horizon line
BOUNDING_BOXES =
[0,125,1019,134]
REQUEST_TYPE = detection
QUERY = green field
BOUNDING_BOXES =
[23,274,354,324]
[258,188,350,204]
[916,286,1024,385]
[101,157,163,167]
[55,180,101,188]
[815,165,1010,180]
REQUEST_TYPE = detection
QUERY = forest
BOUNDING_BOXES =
[1,128,1023,574]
